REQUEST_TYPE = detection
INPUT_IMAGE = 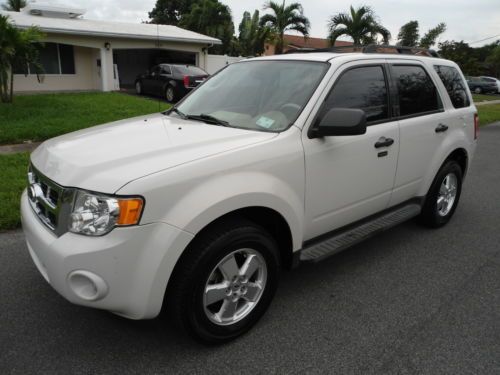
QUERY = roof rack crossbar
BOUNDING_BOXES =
[285,44,441,58]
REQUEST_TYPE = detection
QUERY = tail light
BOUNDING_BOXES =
[183,75,190,88]
[474,113,479,140]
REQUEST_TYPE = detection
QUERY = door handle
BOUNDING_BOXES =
[435,123,449,133]
[374,137,394,148]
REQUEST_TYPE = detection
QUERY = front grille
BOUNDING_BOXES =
[27,165,74,236]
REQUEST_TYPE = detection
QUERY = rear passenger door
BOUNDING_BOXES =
[388,62,449,206]
[303,62,400,240]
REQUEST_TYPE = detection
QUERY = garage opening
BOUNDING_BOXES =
[113,49,197,89]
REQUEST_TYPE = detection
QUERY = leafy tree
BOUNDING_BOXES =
[0,14,44,103]
[419,23,446,48]
[148,0,195,25]
[260,1,310,55]
[1,0,26,12]
[486,46,500,77]
[327,5,390,46]
[179,0,235,55]
[397,21,419,47]
[397,20,446,48]
[438,40,481,75]
[238,10,272,56]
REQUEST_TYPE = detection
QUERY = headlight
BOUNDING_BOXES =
[68,190,144,236]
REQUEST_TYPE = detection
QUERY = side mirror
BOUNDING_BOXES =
[309,108,367,138]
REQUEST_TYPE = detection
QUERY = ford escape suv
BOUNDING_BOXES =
[21,46,478,344]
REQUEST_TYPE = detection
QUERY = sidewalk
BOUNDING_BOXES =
[475,99,500,106]
[0,142,40,155]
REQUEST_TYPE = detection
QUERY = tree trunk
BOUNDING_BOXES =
[275,33,284,55]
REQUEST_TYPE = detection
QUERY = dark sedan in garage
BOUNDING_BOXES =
[135,64,209,102]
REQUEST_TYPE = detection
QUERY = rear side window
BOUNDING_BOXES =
[434,65,470,108]
[323,65,389,123]
[392,65,442,117]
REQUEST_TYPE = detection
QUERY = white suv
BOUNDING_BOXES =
[21,47,478,343]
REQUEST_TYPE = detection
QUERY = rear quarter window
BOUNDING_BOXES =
[434,65,471,109]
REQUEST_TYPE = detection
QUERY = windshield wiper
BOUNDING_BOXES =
[166,107,187,119]
[186,113,230,127]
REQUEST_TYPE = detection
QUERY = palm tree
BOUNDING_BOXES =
[1,0,27,12]
[260,1,310,55]
[327,5,390,46]
[0,14,44,103]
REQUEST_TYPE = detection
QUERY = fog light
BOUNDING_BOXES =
[68,270,108,301]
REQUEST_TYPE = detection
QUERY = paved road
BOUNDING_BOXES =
[1,124,500,374]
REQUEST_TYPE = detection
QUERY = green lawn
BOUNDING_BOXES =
[478,103,500,126]
[472,93,499,102]
[0,92,170,145]
[0,153,30,231]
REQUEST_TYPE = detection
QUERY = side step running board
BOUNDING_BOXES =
[300,204,421,263]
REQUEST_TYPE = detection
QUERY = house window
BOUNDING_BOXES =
[15,43,75,75]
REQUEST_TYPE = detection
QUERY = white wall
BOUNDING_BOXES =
[13,45,98,92]
[205,55,245,75]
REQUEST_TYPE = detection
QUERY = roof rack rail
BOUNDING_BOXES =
[285,44,441,58]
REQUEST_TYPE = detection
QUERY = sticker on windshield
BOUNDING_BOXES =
[256,116,275,129]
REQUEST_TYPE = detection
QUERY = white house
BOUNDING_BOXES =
[2,3,221,93]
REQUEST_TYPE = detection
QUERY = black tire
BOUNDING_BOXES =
[165,85,176,103]
[474,87,482,94]
[166,218,280,344]
[419,160,463,228]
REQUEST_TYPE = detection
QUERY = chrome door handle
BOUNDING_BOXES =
[435,123,449,133]
[374,137,394,148]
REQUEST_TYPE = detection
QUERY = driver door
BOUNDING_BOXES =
[302,62,399,240]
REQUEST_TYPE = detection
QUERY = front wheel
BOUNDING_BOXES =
[166,218,280,344]
[135,81,142,95]
[474,87,482,94]
[419,160,463,228]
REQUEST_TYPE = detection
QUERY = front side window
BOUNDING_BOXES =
[175,61,328,132]
[320,65,389,123]
[434,65,470,109]
[392,65,442,117]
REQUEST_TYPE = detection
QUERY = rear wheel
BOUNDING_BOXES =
[166,218,280,344]
[419,160,463,228]
[135,81,142,95]
[165,85,176,103]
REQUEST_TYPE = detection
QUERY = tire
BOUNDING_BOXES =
[165,85,176,103]
[166,218,280,344]
[419,160,463,228]
[474,87,482,94]
[135,81,142,95]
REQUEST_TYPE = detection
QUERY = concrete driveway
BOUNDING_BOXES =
[1,124,499,374]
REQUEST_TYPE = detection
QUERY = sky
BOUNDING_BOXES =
[8,0,500,47]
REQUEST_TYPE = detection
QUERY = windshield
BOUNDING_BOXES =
[175,60,329,132]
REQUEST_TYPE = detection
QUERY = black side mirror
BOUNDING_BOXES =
[309,108,367,138]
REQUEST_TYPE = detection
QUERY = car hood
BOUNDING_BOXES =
[31,113,277,193]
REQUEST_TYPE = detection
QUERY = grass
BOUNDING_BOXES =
[0,153,30,231]
[0,92,170,145]
[478,103,500,126]
[472,93,499,102]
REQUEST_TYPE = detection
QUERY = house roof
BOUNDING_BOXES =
[284,34,352,50]
[1,10,221,45]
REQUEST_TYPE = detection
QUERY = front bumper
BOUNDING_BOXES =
[21,190,194,319]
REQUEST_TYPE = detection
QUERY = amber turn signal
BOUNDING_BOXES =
[117,198,144,225]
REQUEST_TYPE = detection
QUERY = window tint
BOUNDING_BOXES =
[323,65,389,123]
[392,65,442,117]
[172,65,207,76]
[59,44,75,74]
[16,43,75,75]
[434,65,470,108]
